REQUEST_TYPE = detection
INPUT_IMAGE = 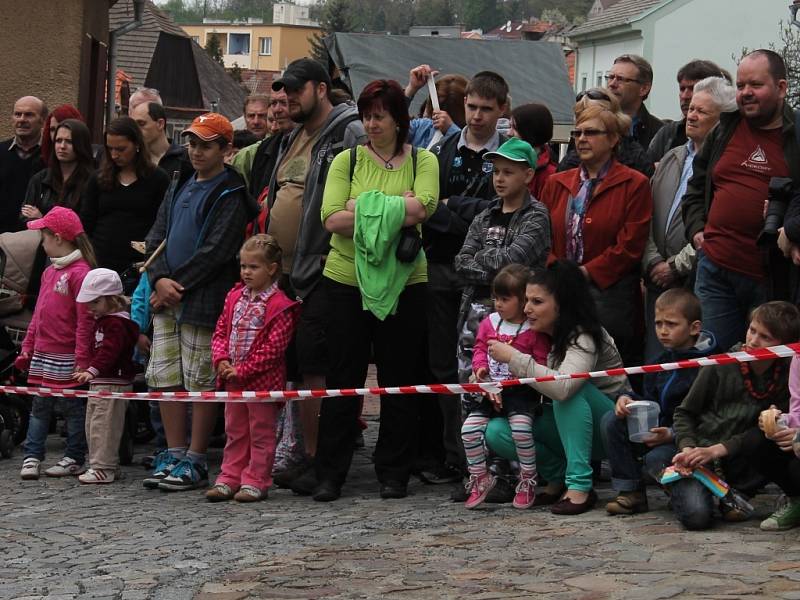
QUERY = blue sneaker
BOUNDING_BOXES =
[142,451,180,489]
[158,458,208,492]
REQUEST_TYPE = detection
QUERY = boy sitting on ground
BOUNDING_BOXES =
[603,288,719,515]
[669,301,799,530]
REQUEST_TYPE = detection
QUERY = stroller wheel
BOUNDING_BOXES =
[0,428,13,458]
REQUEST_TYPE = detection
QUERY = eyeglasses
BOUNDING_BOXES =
[576,89,611,103]
[604,73,642,85]
[570,128,608,139]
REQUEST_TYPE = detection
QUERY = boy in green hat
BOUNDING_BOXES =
[453,137,552,507]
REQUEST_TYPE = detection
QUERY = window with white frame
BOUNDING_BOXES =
[259,37,272,55]
[596,71,603,87]
[228,33,250,55]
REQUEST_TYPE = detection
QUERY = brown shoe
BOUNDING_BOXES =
[606,490,648,515]
[550,489,597,515]
[234,485,267,502]
[206,483,235,502]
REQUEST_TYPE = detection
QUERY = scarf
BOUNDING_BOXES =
[565,160,612,263]
[51,249,83,269]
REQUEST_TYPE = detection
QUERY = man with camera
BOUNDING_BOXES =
[682,49,800,351]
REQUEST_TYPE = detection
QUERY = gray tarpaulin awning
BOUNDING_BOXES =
[324,32,575,125]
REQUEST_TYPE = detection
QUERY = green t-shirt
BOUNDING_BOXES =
[321,145,439,287]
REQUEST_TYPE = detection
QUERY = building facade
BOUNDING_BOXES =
[570,0,788,120]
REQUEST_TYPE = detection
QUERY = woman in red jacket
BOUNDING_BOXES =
[539,103,652,368]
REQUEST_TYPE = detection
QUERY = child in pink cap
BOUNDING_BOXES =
[74,268,140,483]
[17,207,97,480]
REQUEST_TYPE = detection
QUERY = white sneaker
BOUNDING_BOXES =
[78,468,116,484]
[20,457,41,480]
[44,456,86,477]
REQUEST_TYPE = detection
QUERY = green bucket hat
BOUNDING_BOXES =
[484,137,538,168]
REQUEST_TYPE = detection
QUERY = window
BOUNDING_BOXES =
[596,71,603,87]
[580,74,587,92]
[228,33,250,55]
[259,36,272,55]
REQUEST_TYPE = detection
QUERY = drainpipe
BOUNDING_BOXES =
[792,0,800,28]
[107,0,145,125]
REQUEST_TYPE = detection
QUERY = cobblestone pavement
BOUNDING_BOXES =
[2,395,800,600]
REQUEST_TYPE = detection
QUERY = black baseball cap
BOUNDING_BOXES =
[272,58,332,92]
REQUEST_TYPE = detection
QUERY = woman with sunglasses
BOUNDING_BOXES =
[558,88,654,178]
[538,102,652,372]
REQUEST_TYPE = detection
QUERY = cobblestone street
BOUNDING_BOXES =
[2,395,800,600]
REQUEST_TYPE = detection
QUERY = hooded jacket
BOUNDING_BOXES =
[211,282,300,392]
[265,103,366,300]
[86,312,140,385]
[146,165,259,329]
[624,330,719,427]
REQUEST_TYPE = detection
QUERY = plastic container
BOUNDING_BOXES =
[626,400,660,443]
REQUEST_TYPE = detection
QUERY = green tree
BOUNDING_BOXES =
[309,0,353,63]
[229,61,243,83]
[205,33,225,66]
[461,0,499,31]
[737,20,800,109]
[415,0,455,26]
[540,7,568,26]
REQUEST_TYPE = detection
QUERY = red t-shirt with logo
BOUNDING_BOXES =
[703,119,788,279]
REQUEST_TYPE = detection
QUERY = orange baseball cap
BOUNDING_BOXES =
[182,113,233,144]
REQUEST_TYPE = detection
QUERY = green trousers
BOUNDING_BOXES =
[485,383,614,492]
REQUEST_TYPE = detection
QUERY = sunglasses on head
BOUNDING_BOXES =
[575,89,611,103]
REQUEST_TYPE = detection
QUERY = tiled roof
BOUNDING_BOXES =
[570,0,668,37]
[190,42,247,120]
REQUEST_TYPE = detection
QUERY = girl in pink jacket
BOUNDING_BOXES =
[17,207,97,481]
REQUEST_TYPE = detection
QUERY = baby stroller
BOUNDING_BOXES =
[0,230,40,458]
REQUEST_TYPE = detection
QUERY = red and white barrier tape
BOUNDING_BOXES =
[2,343,799,402]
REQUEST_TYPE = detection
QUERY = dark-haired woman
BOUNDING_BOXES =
[310,79,439,501]
[82,117,170,293]
[22,120,94,220]
[485,260,628,515]
[510,103,557,199]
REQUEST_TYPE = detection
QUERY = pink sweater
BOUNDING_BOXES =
[473,312,550,380]
[787,355,800,429]
[21,259,93,368]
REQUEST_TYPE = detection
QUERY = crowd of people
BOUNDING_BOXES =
[3,48,800,532]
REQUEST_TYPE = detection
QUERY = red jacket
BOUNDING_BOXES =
[528,144,557,200]
[211,283,300,392]
[86,313,139,385]
[540,159,652,289]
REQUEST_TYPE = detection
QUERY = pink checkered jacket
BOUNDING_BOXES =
[211,282,300,392]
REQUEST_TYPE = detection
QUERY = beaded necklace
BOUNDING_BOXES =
[739,359,785,401]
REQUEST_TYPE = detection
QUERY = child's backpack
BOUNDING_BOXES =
[0,230,42,316]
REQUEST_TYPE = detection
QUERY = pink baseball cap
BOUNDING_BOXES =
[77,268,124,302]
[27,206,84,241]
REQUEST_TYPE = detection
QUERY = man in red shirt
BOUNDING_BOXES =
[682,50,800,351]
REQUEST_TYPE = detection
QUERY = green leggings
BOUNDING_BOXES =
[485,383,614,492]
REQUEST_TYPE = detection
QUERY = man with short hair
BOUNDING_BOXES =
[421,71,511,488]
[606,54,664,149]
[1,96,47,233]
[648,59,727,162]
[129,87,162,114]
[242,95,271,139]
[683,49,800,351]
[130,101,193,187]
[265,59,365,494]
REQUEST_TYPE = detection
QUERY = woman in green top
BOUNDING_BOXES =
[312,79,439,502]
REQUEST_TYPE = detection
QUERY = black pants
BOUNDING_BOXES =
[750,433,800,496]
[315,279,428,486]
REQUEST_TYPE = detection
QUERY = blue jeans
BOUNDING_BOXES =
[694,252,767,352]
[23,397,87,463]
[601,411,676,491]
[669,478,716,530]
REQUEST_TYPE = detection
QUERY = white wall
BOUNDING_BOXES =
[575,37,644,94]
[648,0,788,119]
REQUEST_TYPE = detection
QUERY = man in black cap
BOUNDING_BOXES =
[265,58,365,487]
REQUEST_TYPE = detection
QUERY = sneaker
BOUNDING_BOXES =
[206,483,235,502]
[78,468,116,484]
[142,451,180,489]
[760,497,800,531]
[464,472,497,509]
[513,475,537,509]
[158,458,208,492]
[20,457,41,480]
[234,484,267,502]
[419,463,463,484]
[606,490,649,515]
[44,457,86,477]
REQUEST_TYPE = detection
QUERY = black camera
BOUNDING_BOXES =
[757,176,793,247]
[395,226,423,263]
